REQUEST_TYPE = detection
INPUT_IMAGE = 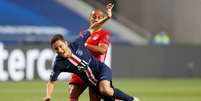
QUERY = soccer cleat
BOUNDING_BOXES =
[133,96,140,101]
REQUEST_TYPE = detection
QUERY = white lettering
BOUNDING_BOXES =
[0,43,66,81]
[37,49,54,80]
[26,49,40,80]
[8,49,25,81]
[0,43,9,81]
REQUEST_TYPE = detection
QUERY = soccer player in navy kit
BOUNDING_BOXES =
[43,3,140,101]
[68,9,112,101]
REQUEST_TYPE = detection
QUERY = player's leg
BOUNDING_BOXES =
[69,85,86,101]
[98,63,134,101]
[68,74,87,101]
[88,86,101,101]
[98,80,134,101]
[98,80,114,96]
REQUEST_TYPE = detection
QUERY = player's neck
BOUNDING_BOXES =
[90,23,102,32]
[95,28,102,32]
[66,48,72,58]
[68,50,72,58]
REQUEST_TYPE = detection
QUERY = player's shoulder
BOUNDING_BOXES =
[55,55,67,62]
[101,29,110,34]
[100,29,110,36]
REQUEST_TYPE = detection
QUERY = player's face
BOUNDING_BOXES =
[52,40,70,57]
[89,10,104,25]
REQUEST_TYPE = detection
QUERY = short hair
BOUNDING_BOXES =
[50,34,65,46]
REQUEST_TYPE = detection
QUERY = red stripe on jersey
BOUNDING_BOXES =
[86,68,97,83]
[69,54,81,65]
[68,54,97,85]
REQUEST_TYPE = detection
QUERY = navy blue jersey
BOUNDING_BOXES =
[50,31,112,85]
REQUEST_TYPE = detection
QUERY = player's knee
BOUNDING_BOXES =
[99,86,113,96]
[69,97,78,101]
[68,85,80,99]
[69,91,79,100]
[69,94,79,100]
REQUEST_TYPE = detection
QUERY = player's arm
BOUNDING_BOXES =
[86,31,111,55]
[81,16,110,44]
[75,3,113,45]
[88,3,113,34]
[86,43,108,55]
[88,16,109,34]
[43,80,55,101]
[86,4,113,54]
[43,68,60,101]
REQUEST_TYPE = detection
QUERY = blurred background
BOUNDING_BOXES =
[0,0,201,101]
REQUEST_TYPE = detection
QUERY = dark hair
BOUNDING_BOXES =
[50,34,65,46]
[90,9,105,17]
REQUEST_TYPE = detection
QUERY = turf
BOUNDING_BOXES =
[0,79,201,101]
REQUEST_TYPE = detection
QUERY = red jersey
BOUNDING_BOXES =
[81,29,111,62]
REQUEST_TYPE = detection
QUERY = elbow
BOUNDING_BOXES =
[98,48,107,55]
[91,49,106,55]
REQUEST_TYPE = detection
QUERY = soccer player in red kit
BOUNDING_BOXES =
[68,9,111,101]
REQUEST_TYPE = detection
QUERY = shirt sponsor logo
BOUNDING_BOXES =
[92,36,99,40]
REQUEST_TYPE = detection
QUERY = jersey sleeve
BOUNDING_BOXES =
[49,70,61,81]
[49,57,62,81]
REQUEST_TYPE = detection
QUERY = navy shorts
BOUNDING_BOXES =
[98,63,112,81]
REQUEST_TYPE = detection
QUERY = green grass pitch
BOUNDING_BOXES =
[0,79,201,101]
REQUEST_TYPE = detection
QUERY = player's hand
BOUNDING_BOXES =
[43,97,51,101]
[106,3,114,18]
[88,3,113,33]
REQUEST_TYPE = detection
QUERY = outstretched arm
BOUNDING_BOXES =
[43,81,56,101]
[88,3,114,33]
